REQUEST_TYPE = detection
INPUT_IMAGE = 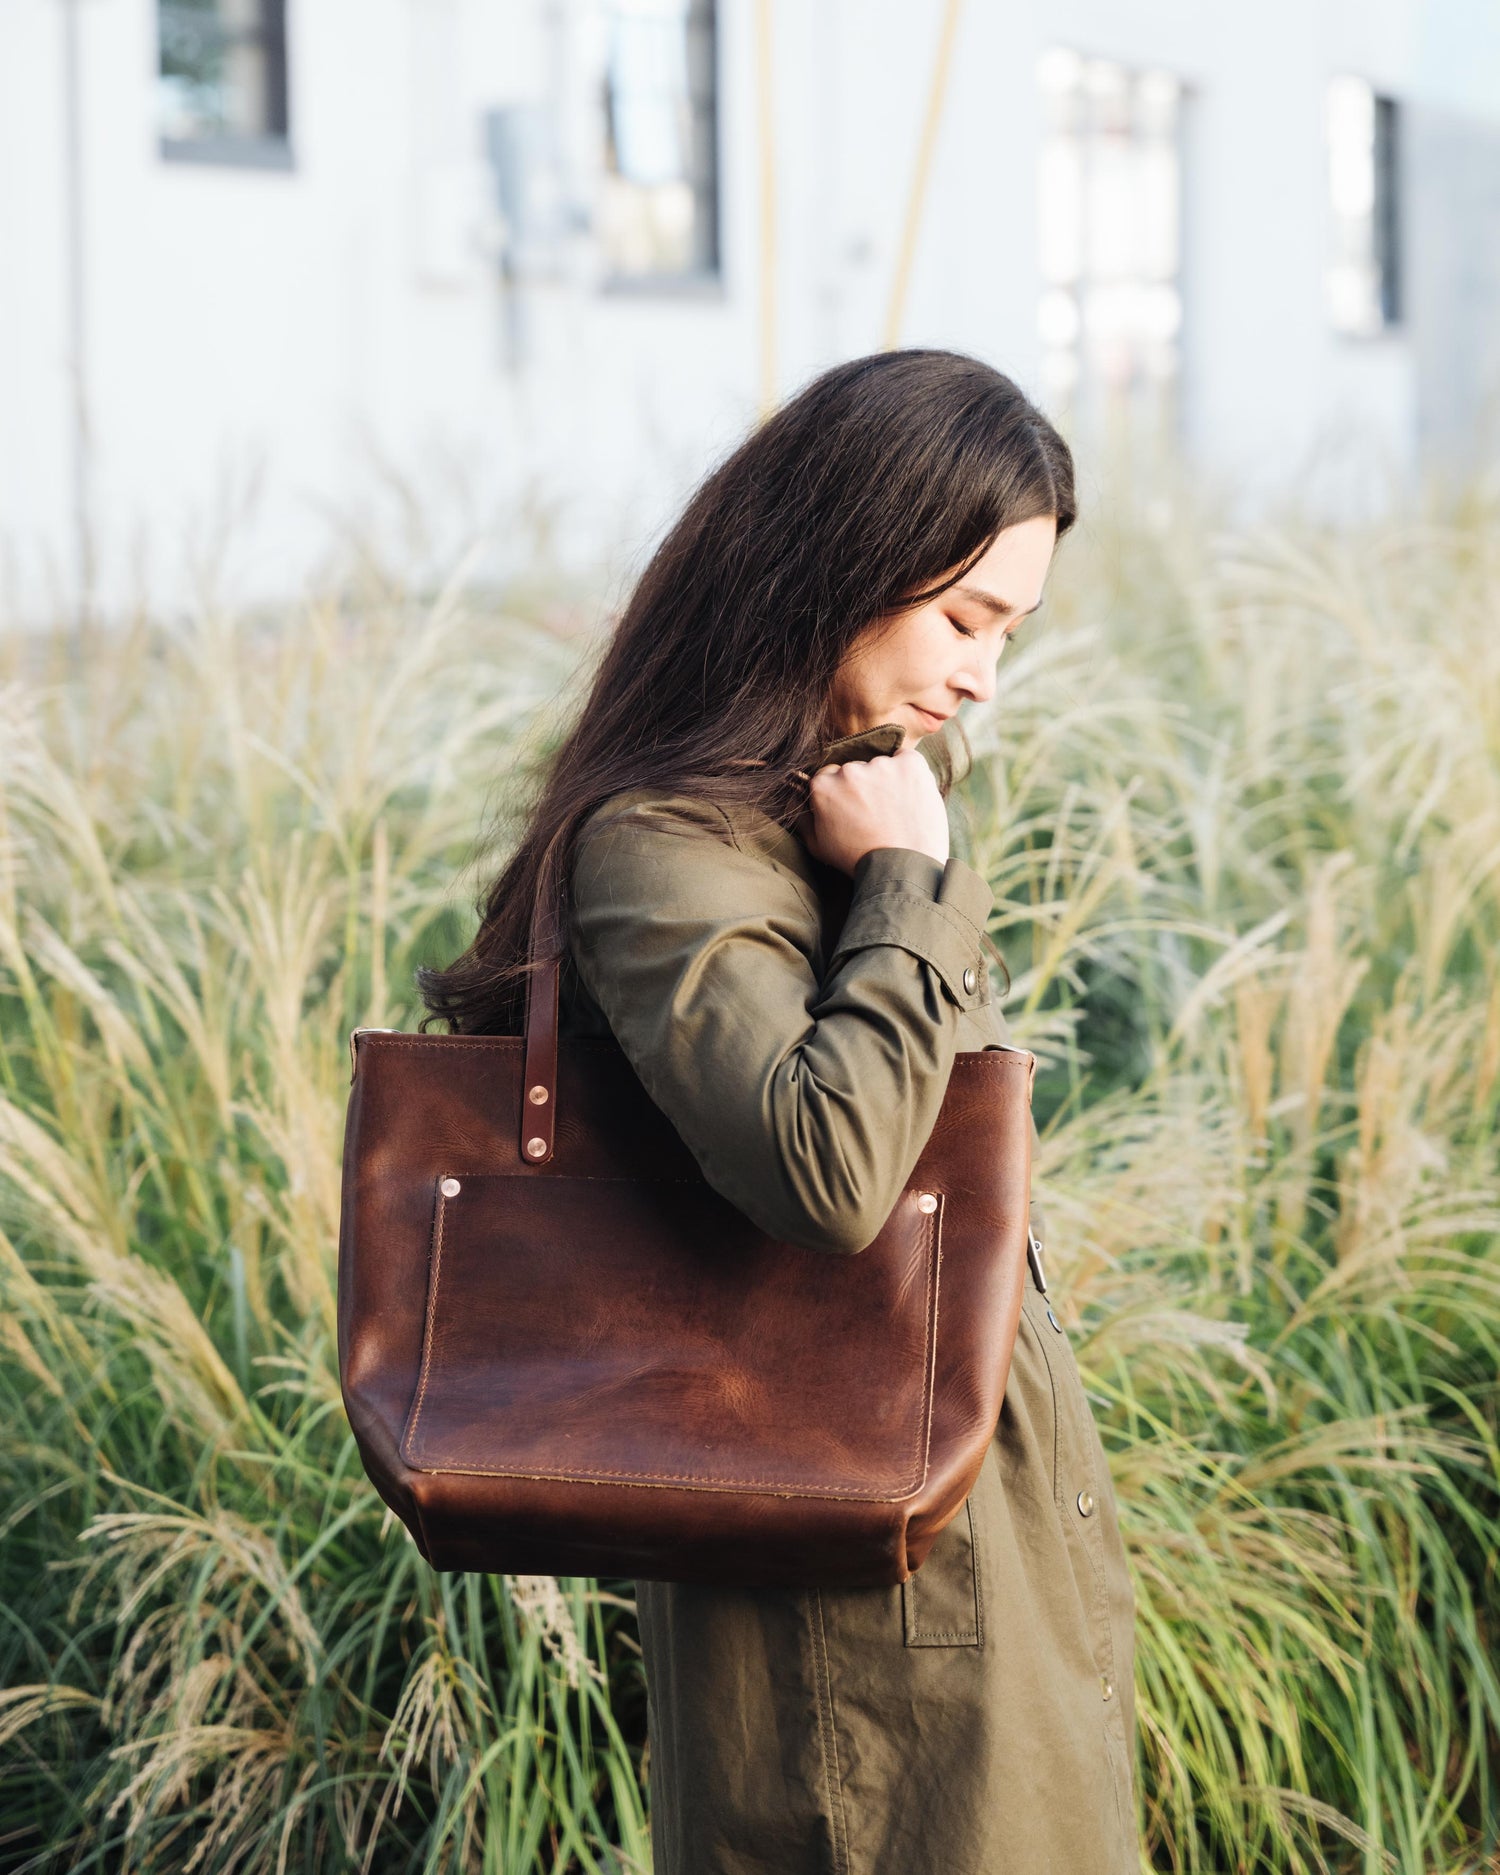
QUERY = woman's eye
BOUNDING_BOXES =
[950,619,978,639]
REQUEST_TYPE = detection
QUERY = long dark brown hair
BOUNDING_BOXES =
[418,348,1076,1034]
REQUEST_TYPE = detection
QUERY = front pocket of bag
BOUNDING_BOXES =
[901,1496,982,1646]
[399,1171,943,1501]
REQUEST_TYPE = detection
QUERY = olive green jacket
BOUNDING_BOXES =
[561,721,1139,1875]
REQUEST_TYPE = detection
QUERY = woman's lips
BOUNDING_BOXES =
[912,705,952,729]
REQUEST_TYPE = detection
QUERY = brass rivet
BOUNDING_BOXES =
[962,965,978,994]
[439,1177,461,1198]
[916,1192,938,1214]
[528,1084,549,1104]
[525,1137,547,1158]
[1077,1489,1095,1518]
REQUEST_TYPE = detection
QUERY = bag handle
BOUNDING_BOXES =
[520,892,560,1165]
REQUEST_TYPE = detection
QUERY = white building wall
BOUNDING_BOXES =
[2,0,1498,626]
[0,2,78,620]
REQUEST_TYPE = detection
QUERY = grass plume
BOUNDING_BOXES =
[1,468,1498,1871]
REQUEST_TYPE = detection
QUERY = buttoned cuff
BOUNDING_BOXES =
[829,846,994,1010]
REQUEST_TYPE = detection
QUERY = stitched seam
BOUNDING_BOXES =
[440,1169,724,1188]
[1027,1299,1063,1508]
[1070,1424,1125,1783]
[390,1464,931,1497]
[1043,1321,1122,1709]
[400,1184,448,1457]
[396,1459,927,1493]
[1073,1419,1114,1615]
[809,1589,851,1875]
[830,922,978,973]
[402,1200,939,1496]
[364,1036,542,1050]
[826,933,981,1006]
[921,1197,942,1482]
[1051,1336,1114,1609]
[905,1496,981,1645]
[834,888,981,946]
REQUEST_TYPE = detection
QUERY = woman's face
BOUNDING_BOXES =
[827,513,1058,745]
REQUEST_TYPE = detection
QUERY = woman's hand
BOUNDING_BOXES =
[797,747,950,875]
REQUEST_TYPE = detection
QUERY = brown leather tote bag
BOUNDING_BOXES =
[336,910,1039,1590]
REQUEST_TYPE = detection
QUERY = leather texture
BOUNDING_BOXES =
[337,1001,1036,1589]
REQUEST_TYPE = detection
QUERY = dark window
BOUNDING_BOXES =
[600,0,719,285]
[158,0,291,168]
[1374,95,1402,326]
[1326,77,1402,334]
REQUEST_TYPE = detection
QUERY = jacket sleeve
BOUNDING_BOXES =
[567,796,995,1255]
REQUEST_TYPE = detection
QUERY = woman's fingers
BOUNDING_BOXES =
[802,748,949,873]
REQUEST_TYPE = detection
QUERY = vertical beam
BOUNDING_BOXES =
[883,0,964,350]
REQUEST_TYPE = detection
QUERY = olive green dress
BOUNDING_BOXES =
[559,721,1139,1875]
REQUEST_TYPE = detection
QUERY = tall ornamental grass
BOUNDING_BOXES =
[1,469,1497,1873]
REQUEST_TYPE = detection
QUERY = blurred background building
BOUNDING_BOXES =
[3,0,1499,624]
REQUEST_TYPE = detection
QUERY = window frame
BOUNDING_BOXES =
[1325,74,1403,339]
[597,0,722,296]
[157,0,293,171]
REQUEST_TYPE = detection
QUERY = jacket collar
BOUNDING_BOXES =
[812,720,908,767]
[723,719,942,864]
[715,720,909,870]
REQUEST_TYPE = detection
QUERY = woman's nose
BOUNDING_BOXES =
[955,650,1001,704]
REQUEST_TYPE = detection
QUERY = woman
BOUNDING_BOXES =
[420,350,1138,1874]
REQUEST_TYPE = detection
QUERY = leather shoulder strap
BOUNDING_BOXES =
[519,893,560,1166]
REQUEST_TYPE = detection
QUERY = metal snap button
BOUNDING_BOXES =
[525,1137,547,1158]
[962,965,977,994]
[528,1084,549,1105]
[1077,1489,1095,1518]
[439,1177,461,1198]
[1045,1304,1063,1333]
[916,1192,938,1214]
[1100,1675,1114,1701]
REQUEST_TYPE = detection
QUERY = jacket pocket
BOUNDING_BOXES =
[901,1495,982,1646]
